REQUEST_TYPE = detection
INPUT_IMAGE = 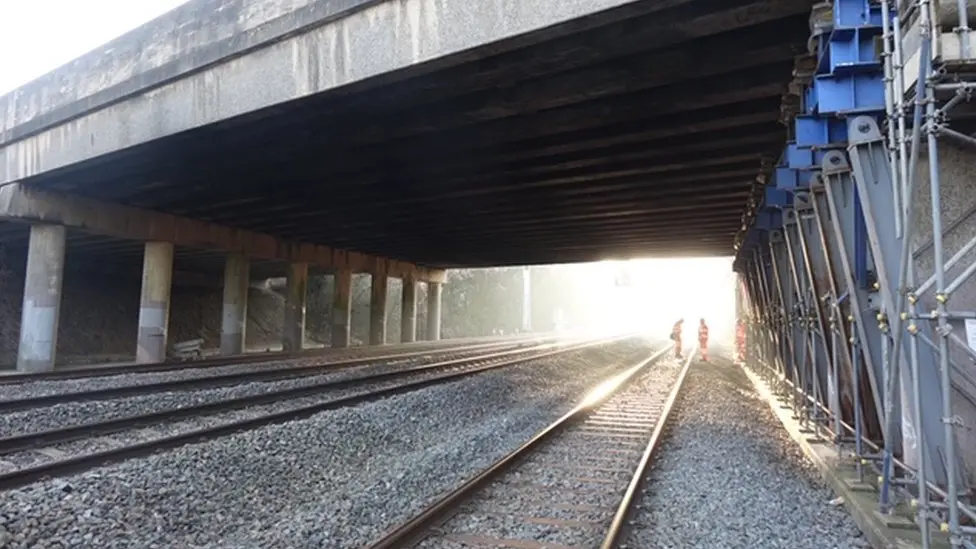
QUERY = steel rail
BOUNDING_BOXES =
[364,343,678,549]
[0,337,602,455]
[0,337,624,492]
[0,334,542,385]
[0,338,549,412]
[600,351,696,548]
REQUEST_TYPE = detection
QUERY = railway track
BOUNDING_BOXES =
[0,338,555,412]
[0,334,541,385]
[366,346,694,549]
[0,336,627,491]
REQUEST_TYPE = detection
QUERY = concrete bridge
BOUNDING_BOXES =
[0,0,810,371]
[5,1,976,544]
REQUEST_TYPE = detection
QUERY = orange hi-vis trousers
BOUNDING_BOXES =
[698,327,709,361]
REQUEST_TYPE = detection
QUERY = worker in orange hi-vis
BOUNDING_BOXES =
[698,318,710,362]
[670,319,684,360]
[736,318,747,363]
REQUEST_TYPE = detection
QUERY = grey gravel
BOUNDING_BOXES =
[625,355,868,549]
[0,361,546,474]
[0,338,652,549]
[417,352,684,549]
[0,344,536,438]
[0,342,528,402]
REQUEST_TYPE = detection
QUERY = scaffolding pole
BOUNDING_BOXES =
[731,1,976,547]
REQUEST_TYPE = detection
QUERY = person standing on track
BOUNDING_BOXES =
[736,318,747,363]
[698,318,710,362]
[670,319,684,360]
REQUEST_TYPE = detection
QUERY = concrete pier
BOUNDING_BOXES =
[427,282,442,342]
[370,270,388,345]
[220,253,249,355]
[401,276,417,343]
[136,242,174,364]
[16,224,67,372]
[282,263,308,353]
[332,269,352,348]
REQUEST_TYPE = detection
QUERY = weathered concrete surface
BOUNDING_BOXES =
[0,0,648,184]
[282,262,308,352]
[16,225,66,372]
[913,141,976,487]
[427,281,442,341]
[369,269,388,345]
[220,252,250,355]
[401,275,417,343]
[0,254,287,366]
[0,183,446,282]
[136,242,175,363]
[331,268,352,348]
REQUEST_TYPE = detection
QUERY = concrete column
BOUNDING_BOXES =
[220,253,249,355]
[282,262,308,353]
[427,281,442,341]
[332,268,352,348]
[401,276,418,343]
[136,241,174,364]
[521,266,532,332]
[370,270,388,345]
[17,224,66,373]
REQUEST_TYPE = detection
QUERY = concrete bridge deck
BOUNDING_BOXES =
[0,0,810,269]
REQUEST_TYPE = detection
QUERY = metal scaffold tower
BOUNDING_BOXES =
[733,0,976,546]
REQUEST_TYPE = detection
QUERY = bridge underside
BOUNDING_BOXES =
[6,0,810,269]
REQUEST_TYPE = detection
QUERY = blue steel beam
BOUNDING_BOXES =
[731,2,976,532]
[846,116,963,492]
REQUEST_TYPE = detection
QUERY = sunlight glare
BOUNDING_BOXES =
[580,370,629,407]
[555,257,736,346]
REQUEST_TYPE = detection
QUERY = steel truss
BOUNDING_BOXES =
[733,1,976,547]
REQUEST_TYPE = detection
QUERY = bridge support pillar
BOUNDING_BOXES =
[427,282,442,341]
[220,253,249,355]
[370,269,388,345]
[332,268,352,348]
[136,242,174,364]
[401,276,417,343]
[17,224,66,373]
[282,263,307,353]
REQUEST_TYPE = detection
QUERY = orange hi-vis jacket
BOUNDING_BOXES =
[698,324,709,343]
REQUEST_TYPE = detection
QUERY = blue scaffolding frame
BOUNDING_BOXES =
[733,1,976,547]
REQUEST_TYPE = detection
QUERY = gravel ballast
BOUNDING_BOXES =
[414,354,686,549]
[0,343,540,438]
[0,341,530,402]
[0,338,652,549]
[625,355,868,549]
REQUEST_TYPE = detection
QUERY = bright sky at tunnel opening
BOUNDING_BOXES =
[0,0,738,342]
[543,257,736,344]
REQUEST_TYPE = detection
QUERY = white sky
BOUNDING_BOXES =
[0,0,189,94]
[566,257,737,341]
